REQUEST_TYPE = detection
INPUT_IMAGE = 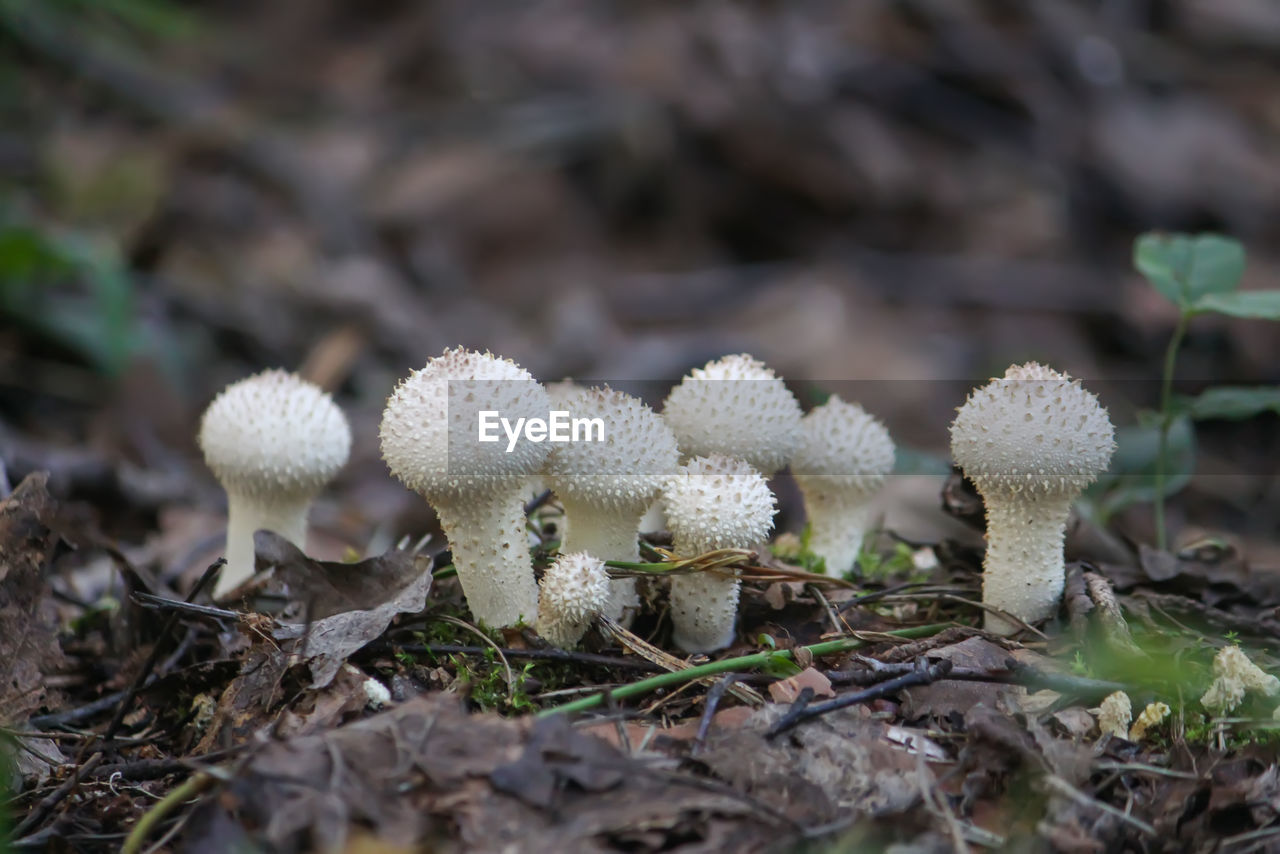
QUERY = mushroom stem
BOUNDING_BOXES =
[537,605,594,649]
[219,491,311,597]
[800,489,879,575]
[436,489,541,628]
[669,569,741,653]
[979,490,1074,635]
[556,499,641,622]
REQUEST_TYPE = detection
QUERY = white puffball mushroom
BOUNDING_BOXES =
[663,454,776,653]
[661,353,803,475]
[949,362,1115,635]
[530,378,583,503]
[791,396,895,575]
[380,348,551,628]
[536,552,611,648]
[650,352,800,551]
[198,369,351,598]
[544,386,679,622]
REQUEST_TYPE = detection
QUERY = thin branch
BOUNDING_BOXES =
[100,561,222,747]
[766,660,955,739]
[10,751,104,839]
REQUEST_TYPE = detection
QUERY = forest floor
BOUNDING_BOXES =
[4,1,1280,851]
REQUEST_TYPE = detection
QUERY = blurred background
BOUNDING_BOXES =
[2,0,1278,574]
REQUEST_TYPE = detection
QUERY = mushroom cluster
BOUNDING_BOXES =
[543,386,679,622]
[199,348,1122,655]
[658,354,800,649]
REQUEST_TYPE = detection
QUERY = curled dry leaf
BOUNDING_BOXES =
[266,534,433,689]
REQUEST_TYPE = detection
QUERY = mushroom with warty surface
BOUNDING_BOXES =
[661,353,803,474]
[379,348,551,627]
[659,355,799,646]
[663,454,776,653]
[543,386,679,622]
[536,551,611,648]
[529,378,583,504]
[198,369,351,598]
[949,362,1115,635]
[791,396,895,575]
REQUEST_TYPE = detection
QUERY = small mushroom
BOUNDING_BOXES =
[198,369,351,598]
[536,551,611,648]
[1201,645,1280,715]
[949,362,1115,634]
[1097,691,1132,740]
[380,348,551,627]
[791,396,895,575]
[663,454,776,653]
[543,386,679,622]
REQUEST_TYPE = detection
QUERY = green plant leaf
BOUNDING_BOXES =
[1191,290,1280,320]
[1181,386,1280,420]
[760,650,803,679]
[0,219,139,376]
[1090,412,1195,518]
[1133,233,1245,307]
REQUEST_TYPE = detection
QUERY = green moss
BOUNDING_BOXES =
[854,541,917,581]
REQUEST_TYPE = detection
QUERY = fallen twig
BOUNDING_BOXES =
[827,659,1129,702]
[765,660,955,739]
[100,561,222,748]
[10,751,104,839]
[691,674,742,757]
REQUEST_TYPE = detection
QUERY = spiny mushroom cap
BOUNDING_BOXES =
[380,348,551,501]
[664,454,776,551]
[544,386,680,509]
[199,369,351,498]
[539,551,611,625]
[949,362,1115,496]
[791,396,895,487]
[545,378,582,409]
[661,354,802,474]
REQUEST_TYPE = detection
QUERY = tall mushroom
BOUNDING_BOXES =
[663,454,776,652]
[380,348,550,627]
[198,369,351,598]
[791,396,895,575]
[543,386,679,621]
[949,362,1115,635]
